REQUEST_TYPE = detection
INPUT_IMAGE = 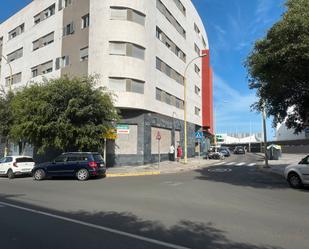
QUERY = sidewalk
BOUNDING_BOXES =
[257,153,307,177]
[106,157,217,177]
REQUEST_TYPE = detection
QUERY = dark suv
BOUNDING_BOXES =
[32,152,106,181]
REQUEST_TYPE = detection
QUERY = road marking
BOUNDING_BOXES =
[214,162,226,166]
[248,163,257,167]
[208,168,232,173]
[236,162,246,166]
[225,162,236,166]
[0,201,190,249]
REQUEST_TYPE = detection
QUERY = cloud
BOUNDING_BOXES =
[212,73,259,132]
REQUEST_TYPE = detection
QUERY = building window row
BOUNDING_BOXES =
[55,56,70,70]
[33,32,54,51]
[5,72,22,86]
[80,47,89,61]
[58,0,72,10]
[31,60,53,78]
[156,27,186,63]
[195,107,201,116]
[172,0,186,16]
[156,57,184,85]
[156,0,186,38]
[8,24,24,40]
[194,64,200,75]
[7,47,23,63]
[109,77,144,94]
[195,85,201,96]
[194,43,200,56]
[110,7,145,26]
[156,88,184,110]
[109,41,145,60]
[194,23,207,49]
[34,4,55,25]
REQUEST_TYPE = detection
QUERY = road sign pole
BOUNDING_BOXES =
[158,139,160,169]
[198,139,201,162]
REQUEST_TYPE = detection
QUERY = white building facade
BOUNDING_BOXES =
[0,0,213,165]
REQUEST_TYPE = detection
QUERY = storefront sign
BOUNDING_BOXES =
[117,124,130,134]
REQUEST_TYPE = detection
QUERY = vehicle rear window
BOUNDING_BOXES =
[93,154,104,162]
[67,156,88,162]
[16,157,34,163]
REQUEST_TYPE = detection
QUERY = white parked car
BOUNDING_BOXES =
[0,156,35,179]
[284,155,309,188]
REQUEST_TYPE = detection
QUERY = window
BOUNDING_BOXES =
[8,24,24,40]
[81,14,90,29]
[156,57,184,85]
[54,155,67,162]
[194,23,200,35]
[109,42,145,60]
[58,0,72,10]
[33,4,55,25]
[31,60,53,78]
[55,56,69,69]
[194,43,200,56]
[110,7,145,26]
[156,0,186,38]
[33,32,54,51]
[156,88,184,109]
[194,64,200,75]
[156,27,186,62]
[80,47,89,61]
[195,85,201,95]
[109,77,145,94]
[202,37,207,49]
[195,107,201,116]
[7,48,23,62]
[173,0,186,16]
[63,22,74,36]
[5,72,22,86]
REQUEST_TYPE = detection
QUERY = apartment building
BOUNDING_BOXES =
[0,0,213,166]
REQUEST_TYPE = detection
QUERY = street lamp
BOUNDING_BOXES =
[1,55,13,92]
[183,53,207,164]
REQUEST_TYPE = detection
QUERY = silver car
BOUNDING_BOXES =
[284,155,309,188]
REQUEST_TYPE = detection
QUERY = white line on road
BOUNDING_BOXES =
[236,162,246,166]
[248,163,257,167]
[226,162,236,166]
[0,201,190,249]
[214,162,226,166]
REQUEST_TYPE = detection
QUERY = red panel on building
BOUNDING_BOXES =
[201,49,214,135]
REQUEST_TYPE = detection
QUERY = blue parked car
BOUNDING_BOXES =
[32,152,106,181]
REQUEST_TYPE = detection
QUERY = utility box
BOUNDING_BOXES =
[267,144,282,160]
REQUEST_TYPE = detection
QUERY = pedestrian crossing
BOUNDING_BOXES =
[213,161,257,167]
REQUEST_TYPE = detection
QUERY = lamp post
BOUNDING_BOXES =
[183,54,207,164]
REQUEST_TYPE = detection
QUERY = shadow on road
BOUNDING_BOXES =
[194,166,289,189]
[0,194,283,249]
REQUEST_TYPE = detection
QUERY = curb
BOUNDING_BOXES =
[106,171,161,178]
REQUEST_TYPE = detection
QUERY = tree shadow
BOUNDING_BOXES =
[194,166,290,189]
[0,194,283,249]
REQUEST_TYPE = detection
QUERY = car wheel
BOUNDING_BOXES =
[76,169,89,181]
[7,169,14,179]
[288,173,303,189]
[33,169,46,181]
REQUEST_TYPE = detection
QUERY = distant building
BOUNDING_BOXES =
[0,0,213,165]
[216,133,262,145]
[275,123,306,141]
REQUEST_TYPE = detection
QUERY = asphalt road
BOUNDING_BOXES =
[0,153,308,249]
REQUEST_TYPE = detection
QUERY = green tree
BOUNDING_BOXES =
[10,76,119,153]
[0,90,14,154]
[246,0,309,133]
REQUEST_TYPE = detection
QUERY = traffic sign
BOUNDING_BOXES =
[195,131,203,139]
[156,131,161,140]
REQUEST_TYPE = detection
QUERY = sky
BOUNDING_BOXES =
[0,0,287,139]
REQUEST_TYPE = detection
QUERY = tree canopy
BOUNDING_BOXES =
[246,0,309,133]
[10,76,119,153]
